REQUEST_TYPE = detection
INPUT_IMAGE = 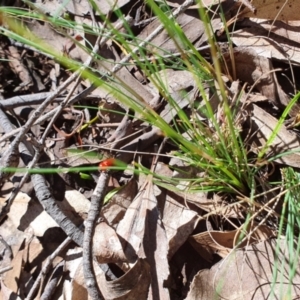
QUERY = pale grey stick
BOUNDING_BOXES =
[40,261,64,300]
[0,92,57,109]
[0,266,13,275]
[83,172,109,300]
[0,84,97,143]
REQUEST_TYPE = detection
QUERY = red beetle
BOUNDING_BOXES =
[98,158,116,171]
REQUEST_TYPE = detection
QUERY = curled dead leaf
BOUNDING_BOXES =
[186,238,300,300]
[189,221,275,262]
[68,256,150,300]
[98,259,151,300]
[93,222,127,264]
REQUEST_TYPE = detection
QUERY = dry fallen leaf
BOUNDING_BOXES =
[162,192,199,259]
[1,233,45,298]
[137,13,207,55]
[98,259,151,300]
[186,238,300,300]
[248,103,300,168]
[240,0,300,20]
[93,222,127,263]
[223,47,298,115]
[66,253,150,300]
[2,246,23,294]
[101,177,137,228]
[3,191,89,238]
[69,257,104,300]
[63,248,84,300]
[231,24,300,66]
[33,0,130,17]
[189,222,274,262]
[117,176,170,299]
[0,280,22,300]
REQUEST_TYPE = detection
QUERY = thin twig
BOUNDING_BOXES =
[0,108,38,222]
[133,45,211,63]
[0,84,96,143]
[40,261,64,300]
[0,266,13,275]
[25,237,71,300]
[83,171,110,300]
[0,109,20,185]
[0,92,58,109]
[0,93,102,111]
[32,174,84,245]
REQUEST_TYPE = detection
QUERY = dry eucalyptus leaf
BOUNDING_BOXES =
[21,235,44,269]
[117,177,170,299]
[101,177,137,228]
[93,222,127,263]
[63,248,83,300]
[240,0,300,20]
[189,222,275,262]
[68,256,150,300]
[8,46,32,88]
[0,218,26,259]
[2,247,23,293]
[0,280,22,300]
[248,103,300,167]
[137,13,206,55]
[64,190,90,218]
[115,66,155,105]
[223,47,296,114]
[1,234,44,297]
[151,69,196,93]
[4,190,88,238]
[92,61,156,109]
[186,238,300,300]
[238,18,300,43]
[25,20,68,57]
[33,0,129,16]
[162,192,199,259]
[98,259,151,300]
[231,26,300,66]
